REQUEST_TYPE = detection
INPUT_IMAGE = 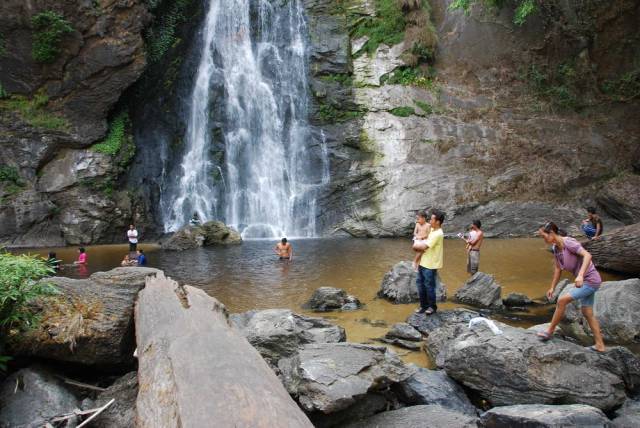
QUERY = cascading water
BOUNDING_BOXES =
[161,0,328,238]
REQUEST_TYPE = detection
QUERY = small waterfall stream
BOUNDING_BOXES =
[161,0,328,238]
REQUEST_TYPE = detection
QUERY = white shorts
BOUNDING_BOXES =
[413,239,428,246]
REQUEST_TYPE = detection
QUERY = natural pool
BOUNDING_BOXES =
[23,238,624,366]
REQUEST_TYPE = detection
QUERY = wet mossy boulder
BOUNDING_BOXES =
[161,221,242,250]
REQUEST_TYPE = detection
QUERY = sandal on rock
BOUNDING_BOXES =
[536,331,552,341]
[586,345,605,353]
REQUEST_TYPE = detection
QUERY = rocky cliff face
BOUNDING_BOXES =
[307,0,640,237]
[0,0,150,246]
[1,0,638,245]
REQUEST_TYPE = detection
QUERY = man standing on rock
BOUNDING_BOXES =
[414,210,445,315]
[127,224,138,252]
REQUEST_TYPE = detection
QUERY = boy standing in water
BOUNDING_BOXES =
[274,238,293,261]
[412,211,431,271]
[464,220,483,275]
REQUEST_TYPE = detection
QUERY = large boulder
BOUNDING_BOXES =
[584,223,640,275]
[8,267,161,366]
[480,404,611,427]
[454,272,504,310]
[135,273,313,427]
[161,221,241,250]
[394,367,477,415]
[230,309,346,366]
[407,308,481,364]
[439,321,636,411]
[344,405,478,428]
[303,287,361,312]
[0,366,79,428]
[560,279,640,345]
[612,397,640,428]
[278,342,413,417]
[378,261,447,304]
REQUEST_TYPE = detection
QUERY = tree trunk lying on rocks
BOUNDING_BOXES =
[583,222,640,275]
[135,272,312,428]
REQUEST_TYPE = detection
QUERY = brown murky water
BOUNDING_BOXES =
[20,238,623,367]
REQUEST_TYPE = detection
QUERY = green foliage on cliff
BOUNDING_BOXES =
[524,63,579,109]
[31,11,74,63]
[382,66,433,88]
[0,253,57,355]
[0,166,21,185]
[414,99,433,114]
[602,69,640,102]
[390,106,416,116]
[449,0,537,25]
[353,0,406,54]
[0,33,6,57]
[145,0,192,63]
[0,94,69,130]
[93,111,136,168]
[0,84,7,99]
[318,103,366,123]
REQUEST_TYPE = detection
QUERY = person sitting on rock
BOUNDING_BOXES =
[189,212,201,226]
[581,207,603,240]
[411,211,431,271]
[536,222,606,352]
[274,238,293,261]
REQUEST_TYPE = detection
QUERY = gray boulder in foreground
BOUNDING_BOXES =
[612,397,640,428]
[454,272,504,309]
[89,371,137,428]
[278,342,413,415]
[0,366,79,428]
[561,278,640,345]
[8,267,161,366]
[439,321,635,411]
[394,367,477,415]
[230,309,345,366]
[344,405,478,428]
[135,272,312,427]
[303,287,361,312]
[161,221,242,250]
[480,404,611,427]
[378,261,446,303]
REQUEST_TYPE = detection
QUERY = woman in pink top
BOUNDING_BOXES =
[74,247,87,265]
[536,222,605,352]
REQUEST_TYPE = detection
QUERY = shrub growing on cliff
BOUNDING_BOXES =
[145,0,193,63]
[0,94,69,130]
[93,111,129,155]
[449,0,537,25]
[31,11,74,63]
[0,253,57,369]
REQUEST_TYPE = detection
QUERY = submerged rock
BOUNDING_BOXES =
[378,261,447,304]
[344,405,478,428]
[394,367,477,415]
[0,366,79,428]
[278,342,413,415]
[561,278,640,346]
[230,309,346,366]
[303,287,361,312]
[161,221,241,250]
[480,404,610,427]
[454,272,504,310]
[440,321,634,410]
[503,292,533,307]
[386,323,422,341]
[8,267,161,366]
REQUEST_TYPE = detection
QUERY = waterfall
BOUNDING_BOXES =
[161,0,328,238]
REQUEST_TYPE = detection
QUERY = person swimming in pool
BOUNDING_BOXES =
[274,237,293,261]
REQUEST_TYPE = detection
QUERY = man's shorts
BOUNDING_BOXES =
[568,284,598,307]
[467,250,480,274]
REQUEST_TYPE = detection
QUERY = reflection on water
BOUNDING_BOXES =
[18,238,623,367]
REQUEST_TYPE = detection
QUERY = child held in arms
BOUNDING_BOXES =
[412,211,431,271]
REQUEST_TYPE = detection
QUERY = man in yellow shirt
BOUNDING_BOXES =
[415,210,445,315]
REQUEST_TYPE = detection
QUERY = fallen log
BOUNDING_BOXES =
[135,273,313,428]
[583,222,640,275]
